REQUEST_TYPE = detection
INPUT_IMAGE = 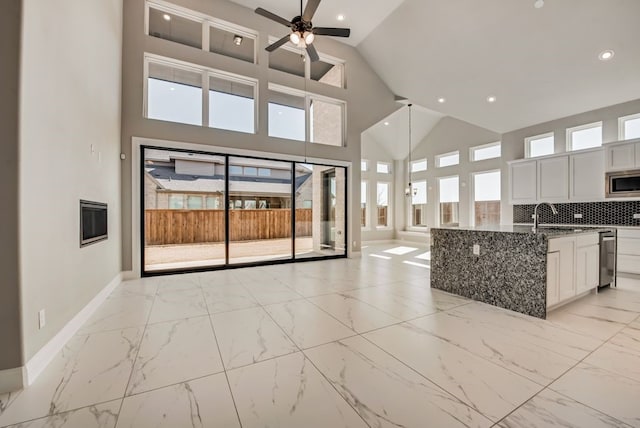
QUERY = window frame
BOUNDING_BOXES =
[566,121,603,152]
[525,132,555,158]
[267,83,346,146]
[435,151,460,168]
[376,181,391,229]
[470,169,501,227]
[376,162,391,174]
[361,179,369,230]
[408,179,428,229]
[618,113,640,141]
[410,158,428,173]
[361,160,369,172]
[437,175,460,227]
[470,141,501,162]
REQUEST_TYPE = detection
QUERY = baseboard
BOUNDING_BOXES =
[23,272,123,387]
[0,367,26,394]
[121,270,137,281]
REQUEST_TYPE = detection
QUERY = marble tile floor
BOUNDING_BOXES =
[1,243,640,427]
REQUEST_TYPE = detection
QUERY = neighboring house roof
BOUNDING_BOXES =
[145,165,311,195]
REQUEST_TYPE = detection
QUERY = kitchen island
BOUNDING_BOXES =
[430,225,608,318]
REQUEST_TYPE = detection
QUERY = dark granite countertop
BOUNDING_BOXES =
[434,225,614,237]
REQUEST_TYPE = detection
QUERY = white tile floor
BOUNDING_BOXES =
[1,243,639,427]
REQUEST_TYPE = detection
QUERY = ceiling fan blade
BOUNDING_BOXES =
[255,7,291,27]
[313,27,351,37]
[266,35,291,52]
[306,43,320,62]
[302,0,321,22]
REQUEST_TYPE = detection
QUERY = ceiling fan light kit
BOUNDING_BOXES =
[255,0,351,62]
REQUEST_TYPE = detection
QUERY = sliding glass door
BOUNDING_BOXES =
[142,147,346,274]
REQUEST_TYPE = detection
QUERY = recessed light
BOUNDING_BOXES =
[384,121,390,126]
[599,50,615,61]
[437,97,446,104]
[533,0,544,9]
[163,13,171,21]
[486,96,497,103]
[169,87,176,91]
[337,14,345,21]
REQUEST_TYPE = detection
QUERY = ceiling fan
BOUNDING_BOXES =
[255,0,351,62]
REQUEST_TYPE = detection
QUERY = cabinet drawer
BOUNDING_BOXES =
[548,236,574,252]
[618,254,640,274]
[618,238,640,256]
[617,228,640,239]
[576,233,599,247]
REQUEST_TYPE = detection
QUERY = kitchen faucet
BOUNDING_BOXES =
[532,202,558,232]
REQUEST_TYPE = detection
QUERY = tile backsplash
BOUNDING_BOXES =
[513,201,640,226]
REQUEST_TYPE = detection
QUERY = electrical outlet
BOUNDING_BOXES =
[531,214,536,219]
[574,213,583,219]
[473,244,480,256]
[634,214,640,220]
[38,309,46,329]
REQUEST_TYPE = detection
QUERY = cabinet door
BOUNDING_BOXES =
[606,143,636,171]
[538,156,569,202]
[636,142,640,167]
[547,252,560,307]
[510,161,537,204]
[570,151,605,201]
[576,244,599,293]
[549,237,576,301]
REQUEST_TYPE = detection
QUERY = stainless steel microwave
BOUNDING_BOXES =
[606,170,640,198]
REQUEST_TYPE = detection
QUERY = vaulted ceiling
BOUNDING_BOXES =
[232,0,640,134]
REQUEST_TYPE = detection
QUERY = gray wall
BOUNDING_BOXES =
[501,98,640,223]
[19,0,123,361]
[121,0,398,270]
[0,0,23,371]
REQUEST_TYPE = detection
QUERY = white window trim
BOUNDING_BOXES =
[566,121,603,152]
[435,151,460,168]
[410,158,428,173]
[144,53,258,132]
[376,181,392,230]
[524,132,554,158]
[146,0,258,63]
[470,141,501,162]
[376,161,392,174]
[267,83,347,146]
[436,174,460,228]
[361,179,370,231]
[469,169,501,227]
[361,159,369,172]
[407,180,428,230]
[618,113,640,141]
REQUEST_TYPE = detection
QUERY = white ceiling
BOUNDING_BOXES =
[363,104,444,160]
[359,0,640,133]
[229,0,404,46]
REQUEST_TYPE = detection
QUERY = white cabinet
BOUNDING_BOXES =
[617,228,640,275]
[509,161,537,204]
[570,150,605,201]
[538,156,569,202]
[547,232,599,309]
[605,141,640,171]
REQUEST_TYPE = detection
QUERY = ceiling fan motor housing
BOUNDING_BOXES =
[291,16,312,34]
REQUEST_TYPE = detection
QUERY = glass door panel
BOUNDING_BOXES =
[228,156,293,264]
[143,148,226,272]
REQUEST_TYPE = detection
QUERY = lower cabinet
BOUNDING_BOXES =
[617,228,640,275]
[547,233,599,308]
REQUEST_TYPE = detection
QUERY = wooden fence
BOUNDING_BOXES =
[145,209,312,245]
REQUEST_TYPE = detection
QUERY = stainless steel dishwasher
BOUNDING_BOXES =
[599,230,617,288]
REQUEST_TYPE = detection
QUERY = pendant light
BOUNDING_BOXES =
[405,104,417,197]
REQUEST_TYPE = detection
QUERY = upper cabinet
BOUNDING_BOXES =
[509,148,605,204]
[605,140,640,171]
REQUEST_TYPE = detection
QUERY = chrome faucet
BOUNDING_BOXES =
[532,202,558,232]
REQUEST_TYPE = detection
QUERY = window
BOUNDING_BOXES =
[436,151,460,168]
[209,23,256,63]
[205,196,221,209]
[473,171,501,227]
[209,74,256,134]
[411,180,427,227]
[268,84,345,146]
[229,165,242,175]
[525,133,555,158]
[567,122,602,151]
[619,113,640,140]
[147,61,203,126]
[169,194,184,209]
[411,159,427,173]
[470,142,501,161]
[377,183,390,227]
[187,195,203,209]
[310,97,344,146]
[268,88,305,141]
[258,168,271,177]
[244,167,257,176]
[361,180,368,228]
[268,44,306,77]
[377,162,391,174]
[361,160,368,172]
[148,6,203,49]
[310,57,344,88]
[438,176,459,227]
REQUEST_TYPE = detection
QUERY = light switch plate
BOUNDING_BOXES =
[473,244,480,256]
[38,309,46,329]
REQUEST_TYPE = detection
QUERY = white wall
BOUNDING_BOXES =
[19,0,123,361]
